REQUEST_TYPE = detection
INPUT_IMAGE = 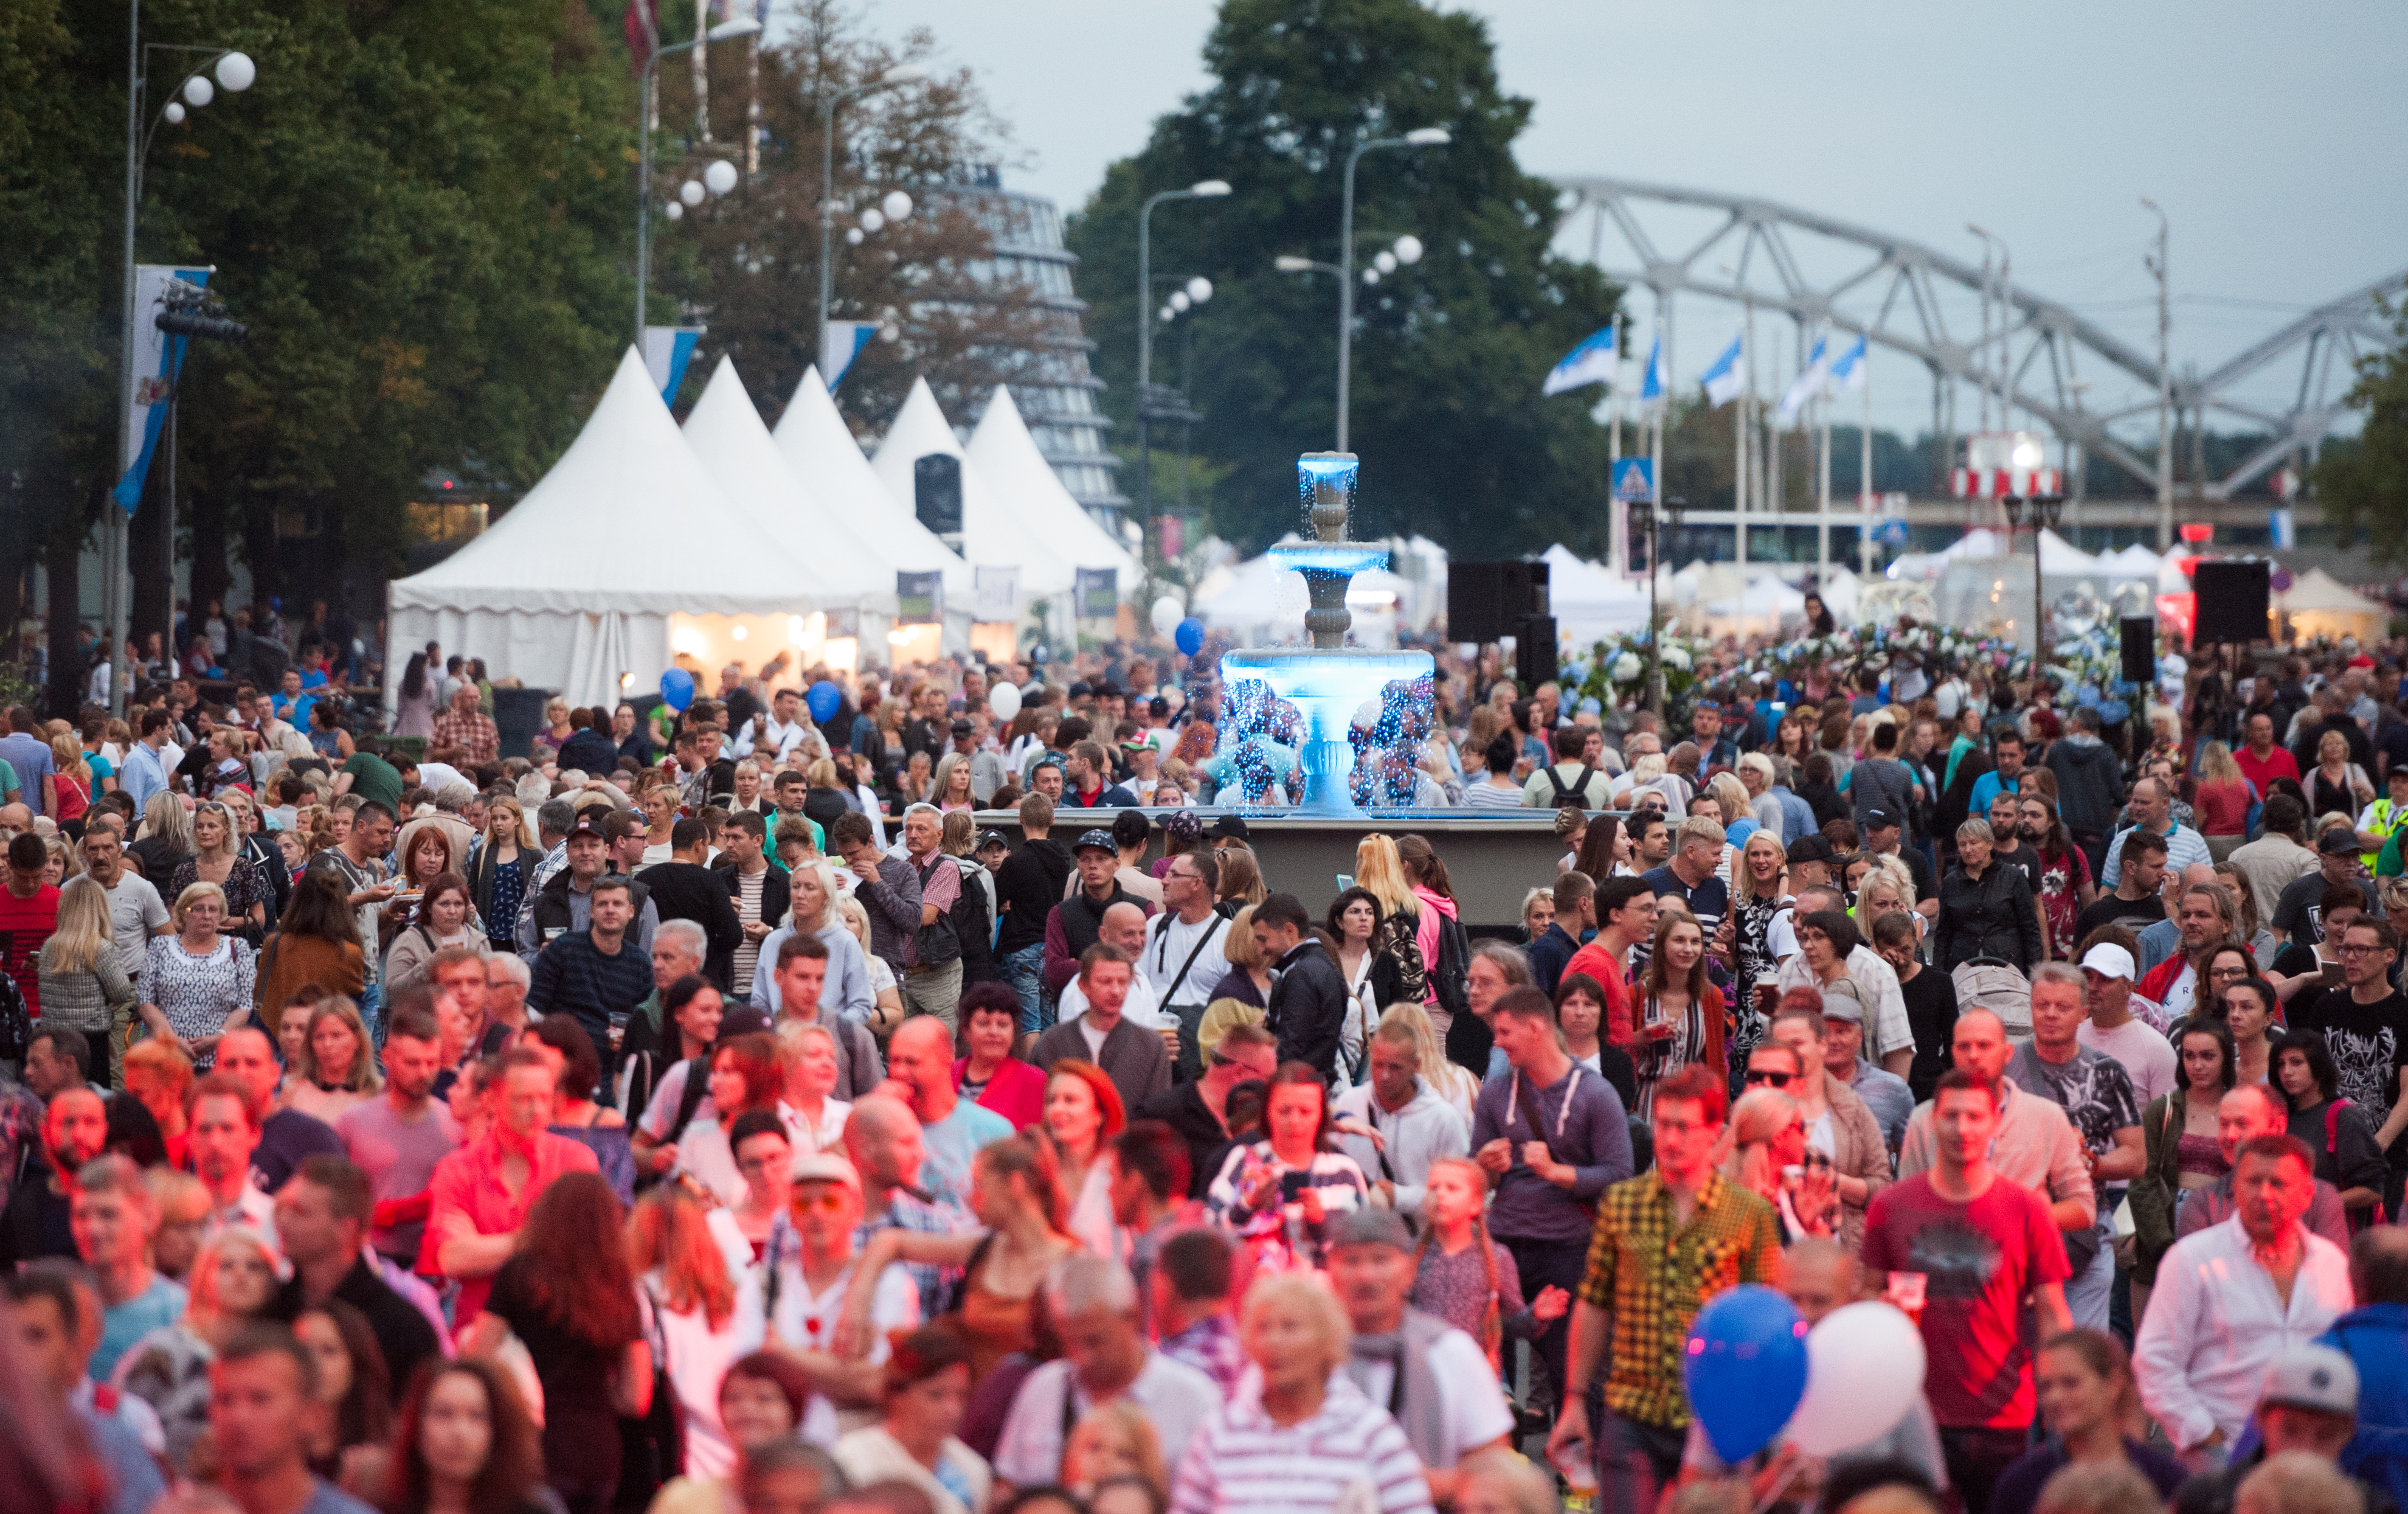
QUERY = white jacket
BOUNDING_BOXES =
[1331,1077,1472,1217]
[2134,1213,2353,1451]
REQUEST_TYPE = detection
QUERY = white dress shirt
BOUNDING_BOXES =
[2133,1213,2353,1451]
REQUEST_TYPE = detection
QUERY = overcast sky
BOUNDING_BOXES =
[825,1,2406,452]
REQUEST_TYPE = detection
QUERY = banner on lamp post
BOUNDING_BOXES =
[822,321,879,390]
[642,325,706,405]
[896,571,943,625]
[114,264,212,513]
[974,566,1019,622]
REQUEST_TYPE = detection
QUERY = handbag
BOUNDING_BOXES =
[614,1285,683,1511]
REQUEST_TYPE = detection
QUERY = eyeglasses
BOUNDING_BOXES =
[789,1190,849,1215]
[2338,943,2387,957]
[1743,1069,1794,1087]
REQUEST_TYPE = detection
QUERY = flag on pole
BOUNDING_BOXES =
[1777,335,1832,426]
[821,320,879,391]
[113,264,212,513]
[1700,334,1746,408]
[624,0,657,75]
[1541,322,1619,395]
[641,325,705,405]
[1639,336,1664,402]
[1828,335,1869,392]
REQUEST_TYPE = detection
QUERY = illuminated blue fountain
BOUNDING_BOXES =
[1217,453,1435,815]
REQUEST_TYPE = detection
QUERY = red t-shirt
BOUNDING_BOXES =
[0,884,60,1016]
[1561,940,1637,1050]
[2194,778,2254,837]
[2235,743,2300,799]
[1857,1171,2071,1431]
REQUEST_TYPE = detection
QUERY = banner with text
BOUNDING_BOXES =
[1074,568,1118,620]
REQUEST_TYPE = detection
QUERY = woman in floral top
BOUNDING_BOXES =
[137,881,257,1066]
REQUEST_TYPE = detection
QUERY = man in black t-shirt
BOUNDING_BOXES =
[2297,918,2408,1213]
[2074,831,2168,946]
[2273,828,2380,948]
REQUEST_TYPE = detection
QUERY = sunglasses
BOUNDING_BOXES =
[1743,1069,1794,1088]
[790,1190,849,1215]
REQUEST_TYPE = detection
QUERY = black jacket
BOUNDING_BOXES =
[1267,938,1352,1082]
[530,868,652,949]
[2044,733,2125,836]
[716,859,791,940]
[1137,1082,1234,1200]
[995,838,1073,956]
[635,860,743,987]
[1936,859,2043,973]
[556,727,621,776]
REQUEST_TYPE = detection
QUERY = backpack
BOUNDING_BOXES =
[664,1057,713,1146]
[2327,1099,2387,1226]
[1545,763,1599,809]
[1429,908,1473,1021]
[0,956,30,1064]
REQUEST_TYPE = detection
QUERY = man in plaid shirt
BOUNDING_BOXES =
[1551,1063,1783,1512]
[430,682,499,765]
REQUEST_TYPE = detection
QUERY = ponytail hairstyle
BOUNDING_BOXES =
[1414,1156,1506,1366]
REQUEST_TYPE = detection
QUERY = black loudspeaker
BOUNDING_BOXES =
[913,454,963,536]
[1501,560,1552,618]
[2120,617,2156,685]
[2191,560,2272,645]
[1448,562,1507,642]
[1515,615,1558,687]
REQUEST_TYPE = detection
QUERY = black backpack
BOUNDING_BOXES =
[1429,909,1473,1021]
[0,942,29,1064]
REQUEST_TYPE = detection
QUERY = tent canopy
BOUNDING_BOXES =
[2277,566,2385,614]
[770,366,972,597]
[965,386,1141,589]
[870,378,1076,594]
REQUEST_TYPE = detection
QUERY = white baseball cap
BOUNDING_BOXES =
[2258,1342,2359,1416]
[2079,943,2136,983]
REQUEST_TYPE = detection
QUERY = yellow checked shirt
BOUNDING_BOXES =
[1577,1170,1785,1429]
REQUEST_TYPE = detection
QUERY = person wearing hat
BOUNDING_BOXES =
[1204,814,1250,849]
[2081,942,2179,1107]
[2273,823,2381,951]
[1040,827,1155,999]
[1860,807,1937,920]
[1323,1206,1512,1505]
[1813,979,1915,1155]
[2168,1342,2382,1512]
[747,1150,921,1425]
[519,812,658,960]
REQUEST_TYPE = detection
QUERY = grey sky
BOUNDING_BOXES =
[831,1,2406,451]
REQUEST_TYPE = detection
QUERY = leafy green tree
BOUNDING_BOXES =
[2316,299,2408,560]
[1066,0,1623,557]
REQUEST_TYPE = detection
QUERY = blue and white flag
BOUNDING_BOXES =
[1700,333,1746,409]
[1639,336,1665,402]
[821,319,879,391]
[113,264,212,513]
[642,324,706,405]
[1828,335,1869,392]
[1543,322,1619,396]
[1777,335,1832,426]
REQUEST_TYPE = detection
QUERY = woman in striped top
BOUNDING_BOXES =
[1203,1064,1366,1273]
[1168,1273,1431,1514]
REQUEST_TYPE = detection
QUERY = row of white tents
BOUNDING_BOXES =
[389,346,1143,707]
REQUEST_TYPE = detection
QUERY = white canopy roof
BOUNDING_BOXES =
[2278,566,2385,614]
[1540,544,1651,638]
[681,356,893,609]
[392,346,815,616]
[769,366,971,597]
[870,377,1076,594]
[966,386,1141,589]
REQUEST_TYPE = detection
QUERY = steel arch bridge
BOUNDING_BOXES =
[1549,175,2407,501]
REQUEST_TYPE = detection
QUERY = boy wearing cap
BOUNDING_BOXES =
[1041,828,1154,998]
[752,1150,921,1428]
[2080,943,2178,1106]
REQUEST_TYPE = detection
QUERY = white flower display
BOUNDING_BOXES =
[1611,651,1644,682]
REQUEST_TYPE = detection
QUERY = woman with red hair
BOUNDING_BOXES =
[1043,1058,1127,1256]
[674,1032,786,1205]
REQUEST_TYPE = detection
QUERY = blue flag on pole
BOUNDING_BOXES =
[1700,334,1746,408]
[1543,322,1619,395]
[112,265,212,513]
[642,325,706,405]
[1777,335,1832,426]
[821,320,879,391]
[1828,335,1869,392]
[1640,336,1665,401]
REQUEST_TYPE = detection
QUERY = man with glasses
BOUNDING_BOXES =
[1140,849,1229,1078]
[2297,917,2408,1214]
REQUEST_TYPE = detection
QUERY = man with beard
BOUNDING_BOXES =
[0,1088,108,1265]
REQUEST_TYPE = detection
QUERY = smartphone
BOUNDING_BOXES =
[1335,873,1354,892]
[2322,959,2347,986]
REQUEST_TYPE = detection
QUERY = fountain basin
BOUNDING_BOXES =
[1218,646,1434,814]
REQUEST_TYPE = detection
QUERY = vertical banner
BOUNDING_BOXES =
[896,571,943,625]
[1157,514,1185,561]
[1074,568,1118,620]
[642,325,706,404]
[973,566,1019,622]
[114,264,212,512]
[821,320,879,391]
[1611,459,1655,580]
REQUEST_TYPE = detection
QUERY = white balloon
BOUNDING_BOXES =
[679,180,705,207]
[184,75,215,108]
[859,208,884,233]
[882,190,914,222]
[703,159,739,195]
[215,52,257,92]
[1781,1303,1927,1457]
[988,681,1023,722]
[1149,595,1185,639]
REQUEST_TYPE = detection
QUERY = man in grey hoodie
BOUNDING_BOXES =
[2046,706,2126,879]
[1332,1020,1471,1221]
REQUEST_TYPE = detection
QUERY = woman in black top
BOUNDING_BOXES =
[462,1171,650,1514]
[1936,818,2041,973]
[1870,910,1956,1103]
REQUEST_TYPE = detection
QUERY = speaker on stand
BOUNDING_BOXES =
[2120,618,2157,687]
[1447,563,1507,644]
[2190,560,2272,647]
[1515,616,1559,689]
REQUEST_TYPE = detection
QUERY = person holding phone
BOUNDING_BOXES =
[2269,884,2373,1006]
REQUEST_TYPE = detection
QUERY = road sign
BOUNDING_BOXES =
[1875,517,1911,547]
[1612,458,1655,504]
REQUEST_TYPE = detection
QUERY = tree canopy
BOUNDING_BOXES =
[1065,0,1625,558]
[2316,299,2408,561]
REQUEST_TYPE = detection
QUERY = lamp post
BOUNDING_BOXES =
[1967,224,2007,432]
[1999,457,2064,662]
[1145,273,1214,538]
[1135,180,1230,527]
[2142,198,2172,549]
[1336,128,1448,451]
[637,16,760,346]
[1641,495,1686,715]
[816,63,926,372]
[114,21,258,717]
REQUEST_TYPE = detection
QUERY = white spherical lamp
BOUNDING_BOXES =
[184,75,215,108]
[1393,234,1424,265]
[163,102,187,124]
[859,208,884,234]
[882,190,914,222]
[703,159,739,196]
[679,180,705,207]
[215,52,257,92]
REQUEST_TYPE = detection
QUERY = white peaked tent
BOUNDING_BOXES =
[965,386,1141,591]
[681,356,894,611]
[388,346,823,709]
[1540,544,1651,641]
[870,377,1076,596]
[769,366,972,602]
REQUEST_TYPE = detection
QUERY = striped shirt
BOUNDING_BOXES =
[1168,1373,1433,1514]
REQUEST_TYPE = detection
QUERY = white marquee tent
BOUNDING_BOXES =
[1541,544,1651,641]
[965,386,1141,590]
[387,346,825,709]
[769,367,972,604]
[871,378,1078,602]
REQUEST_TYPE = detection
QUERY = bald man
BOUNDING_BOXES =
[880,1015,1010,1206]
[1054,901,1166,1029]
[844,1093,974,1319]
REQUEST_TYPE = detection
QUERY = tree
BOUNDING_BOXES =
[1065,0,1624,558]
[2315,298,2407,560]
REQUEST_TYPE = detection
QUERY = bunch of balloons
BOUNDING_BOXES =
[1681,1288,1926,1468]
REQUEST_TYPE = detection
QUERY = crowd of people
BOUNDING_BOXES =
[4,619,2408,1514]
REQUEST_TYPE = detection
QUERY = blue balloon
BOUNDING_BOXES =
[806,679,843,724]
[1175,617,1205,657]
[1683,1284,1808,1464]
[659,667,696,712]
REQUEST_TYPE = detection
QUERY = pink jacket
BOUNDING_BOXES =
[1412,885,1456,1003]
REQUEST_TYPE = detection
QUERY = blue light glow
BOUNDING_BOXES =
[1269,543,1391,575]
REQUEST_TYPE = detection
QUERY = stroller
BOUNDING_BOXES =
[1951,956,2033,1043]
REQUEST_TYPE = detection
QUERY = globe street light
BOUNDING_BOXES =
[636,16,761,344]
[1135,178,1230,523]
[818,64,927,375]
[1337,128,1448,450]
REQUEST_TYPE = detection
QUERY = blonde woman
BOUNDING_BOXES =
[116,1225,284,1473]
[48,732,91,838]
[1855,865,1923,951]
[1196,905,1273,1059]
[41,833,80,889]
[216,787,288,922]
[777,1020,852,1155]
[130,791,196,882]
[1378,1000,1476,1117]
[168,800,272,942]
[841,894,906,1034]
[931,752,977,815]
[37,875,135,1085]
[1212,847,1267,909]
[1352,834,1427,1004]
[2193,741,2254,858]
[747,856,873,1023]
[285,996,381,1123]
[1719,1087,1835,1244]
[466,794,533,943]
[137,881,257,1064]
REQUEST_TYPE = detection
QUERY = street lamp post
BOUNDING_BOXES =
[1334,128,1448,451]
[2142,198,2172,549]
[1135,181,1230,529]
[815,63,926,374]
[1277,221,1429,447]
[637,16,761,346]
[114,13,257,716]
